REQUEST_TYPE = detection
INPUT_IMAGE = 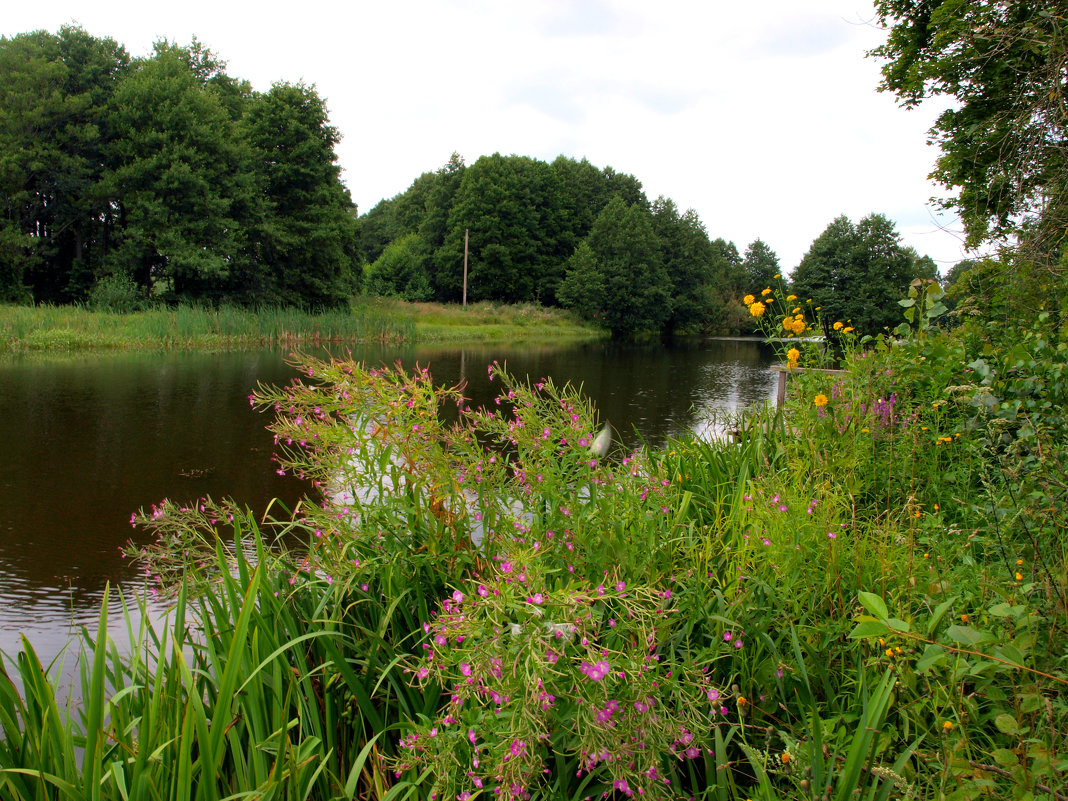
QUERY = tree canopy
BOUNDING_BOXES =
[0,27,357,308]
[872,2,1068,258]
[790,213,937,335]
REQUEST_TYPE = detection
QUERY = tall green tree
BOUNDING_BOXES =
[872,1,1068,259]
[0,26,129,303]
[560,196,671,338]
[791,213,935,335]
[651,196,722,334]
[741,238,781,291]
[243,81,357,307]
[435,154,566,303]
[102,45,252,300]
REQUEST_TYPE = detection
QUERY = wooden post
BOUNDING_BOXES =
[776,369,788,409]
[462,228,469,309]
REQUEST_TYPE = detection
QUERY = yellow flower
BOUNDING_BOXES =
[1015,572,1023,581]
[786,347,801,363]
[942,720,954,732]
[786,294,796,301]
[833,321,844,331]
[815,306,821,310]
[791,320,807,335]
[773,273,781,279]
[1016,559,1023,565]
[749,301,766,317]
[743,294,755,306]
[960,613,968,623]
[761,287,772,296]
[814,394,829,407]
[844,326,854,333]
[792,307,801,314]
[885,648,894,658]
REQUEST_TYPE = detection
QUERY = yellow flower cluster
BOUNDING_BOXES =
[786,347,800,370]
[833,321,844,331]
[749,301,766,317]
[782,316,807,335]
[814,393,829,407]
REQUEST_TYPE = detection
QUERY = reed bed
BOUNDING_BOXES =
[0,301,415,353]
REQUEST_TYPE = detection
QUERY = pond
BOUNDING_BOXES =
[0,338,776,668]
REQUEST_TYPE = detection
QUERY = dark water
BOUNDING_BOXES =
[0,339,774,667]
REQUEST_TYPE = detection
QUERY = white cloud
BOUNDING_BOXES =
[2,0,974,272]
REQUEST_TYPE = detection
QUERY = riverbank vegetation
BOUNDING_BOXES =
[2,294,1064,799]
[0,299,600,353]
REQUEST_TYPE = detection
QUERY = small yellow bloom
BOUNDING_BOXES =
[773,274,781,279]
[814,394,829,407]
[761,287,772,296]
[1016,559,1023,565]
[737,696,747,706]
[942,720,954,732]
[861,427,870,433]
[749,301,766,317]
[924,553,929,558]
[815,306,821,310]
[960,614,968,623]
[786,348,801,363]
[1015,572,1023,581]
[844,327,854,333]
[833,321,844,331]
[885,648,894,658]
[934,504,939,511]
[743,294,755,306]
[792,306,801,314]
[786,294,796,301]
[780,753,791,764]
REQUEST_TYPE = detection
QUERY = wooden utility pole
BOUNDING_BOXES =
[462,228,469,309]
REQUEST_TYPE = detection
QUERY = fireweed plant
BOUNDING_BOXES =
[128,356,741,800]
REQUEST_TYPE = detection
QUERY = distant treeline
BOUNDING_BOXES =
[1,27,939,338]
[359,152,782,337]
[0,27,358,309]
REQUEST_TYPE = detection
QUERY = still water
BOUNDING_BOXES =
[0,338,775,667]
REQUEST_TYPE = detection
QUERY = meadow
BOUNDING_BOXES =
[0,282,1064,801]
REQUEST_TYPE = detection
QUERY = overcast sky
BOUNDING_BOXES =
[4,0,973,274]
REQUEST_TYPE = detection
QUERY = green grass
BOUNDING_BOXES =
[0,299,601,354]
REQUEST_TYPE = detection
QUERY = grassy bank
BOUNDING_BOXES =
[0,299,601,354]
[1,291,1064,799]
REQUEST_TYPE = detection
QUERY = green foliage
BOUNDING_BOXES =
[741,238,780,291]
[565,196,672,338]
[367,231,433,301]
[0,28,357,310]
[791,213,937,336]
[242,81,358,308]
[87,272,143,313]
[555,239,603,319]
[872,2,1068,259]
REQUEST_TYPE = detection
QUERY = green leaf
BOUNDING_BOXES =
[849,619,891,639]
[994,714,1021,736]
[887,617,911,633]
[858,591,889,621]
[915,643,946,673]
[992,748,1019,767]
[946,624,990,646]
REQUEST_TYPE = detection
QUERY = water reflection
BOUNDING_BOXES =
[0,339,775,666]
